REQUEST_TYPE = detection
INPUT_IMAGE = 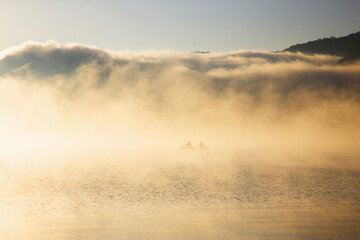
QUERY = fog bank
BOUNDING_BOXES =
[1,41,359,160]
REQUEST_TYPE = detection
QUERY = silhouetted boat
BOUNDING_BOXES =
[181,141,207,150]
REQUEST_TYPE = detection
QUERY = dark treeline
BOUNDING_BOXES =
[283,31,360,64]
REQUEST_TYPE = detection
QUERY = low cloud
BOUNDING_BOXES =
[0,41,359,158]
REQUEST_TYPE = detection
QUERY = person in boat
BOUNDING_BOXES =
[186,141,192,148]
[199,141,204,148]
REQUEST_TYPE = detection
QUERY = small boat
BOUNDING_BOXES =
[181,141,207,150]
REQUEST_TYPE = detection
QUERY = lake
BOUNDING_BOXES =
[0,149,359,240]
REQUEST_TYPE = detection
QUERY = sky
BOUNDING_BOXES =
[1,0,360,52]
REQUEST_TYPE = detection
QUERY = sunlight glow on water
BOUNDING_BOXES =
[0,150,359,240]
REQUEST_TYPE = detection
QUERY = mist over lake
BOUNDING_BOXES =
[0,39,359,239]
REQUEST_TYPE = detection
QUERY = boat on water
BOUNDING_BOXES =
[181,141,208,150]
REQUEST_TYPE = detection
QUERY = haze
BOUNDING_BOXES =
[0,41,359,162]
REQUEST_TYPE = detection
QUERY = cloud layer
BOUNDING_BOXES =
[1,41,359,156]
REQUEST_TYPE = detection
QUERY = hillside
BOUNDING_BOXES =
[283,31,360,63]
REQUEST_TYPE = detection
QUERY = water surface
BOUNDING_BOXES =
[0,150,359,239]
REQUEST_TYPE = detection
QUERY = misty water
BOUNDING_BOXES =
[1,28,360,240]
[0,149,359,240]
